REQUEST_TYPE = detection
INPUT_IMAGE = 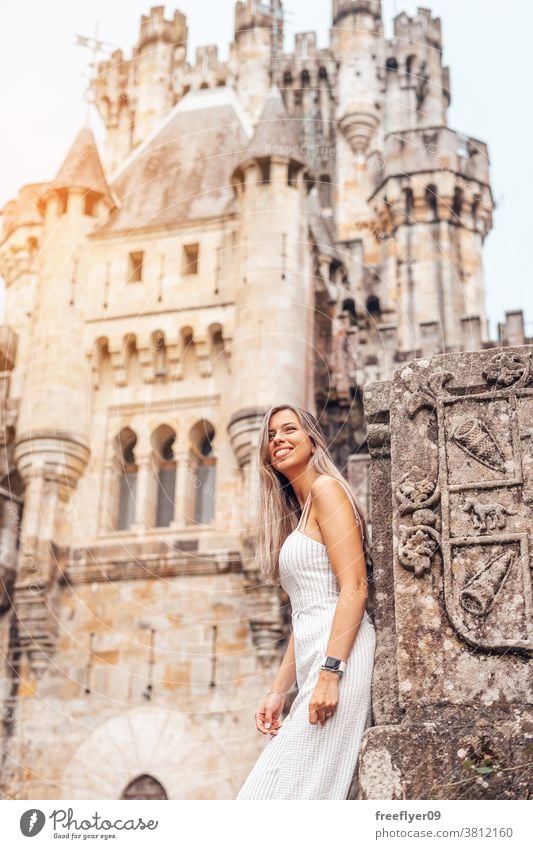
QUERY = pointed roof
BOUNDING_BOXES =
[246,88,308,167]
[94,87,252,235]
[46,127,114,207]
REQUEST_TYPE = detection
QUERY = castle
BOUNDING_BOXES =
[0,0,529,799]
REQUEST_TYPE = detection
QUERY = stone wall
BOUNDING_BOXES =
[357,345,533,799]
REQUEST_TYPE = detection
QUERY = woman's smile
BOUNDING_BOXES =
[273,446,294,460]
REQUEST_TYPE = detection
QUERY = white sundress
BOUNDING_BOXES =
[236,478,376,800]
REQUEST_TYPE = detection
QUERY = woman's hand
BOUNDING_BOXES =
[255,692,285,736]
[309,671,340,726]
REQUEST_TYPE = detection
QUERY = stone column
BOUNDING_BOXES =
[170,449,193,528]
[131,454,155,532]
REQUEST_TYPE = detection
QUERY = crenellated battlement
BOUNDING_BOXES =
[332,0,382,25]
[137,5,187,51]
[234,0,284,37]
[393,7,442,51]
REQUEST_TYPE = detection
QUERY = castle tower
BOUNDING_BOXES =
[330,0,385,250]
[369,127,493,352]
[231,0,284,123]
[12,127,114,675]
[227,89,314,506]
[93,6,188,172]
[384,9,450,133]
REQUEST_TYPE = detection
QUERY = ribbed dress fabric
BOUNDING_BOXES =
[236,479,376,800]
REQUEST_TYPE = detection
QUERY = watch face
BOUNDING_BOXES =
[325,657,339,669]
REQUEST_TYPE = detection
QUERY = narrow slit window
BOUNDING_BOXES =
[182,243,199,275]
[128,251,144,283]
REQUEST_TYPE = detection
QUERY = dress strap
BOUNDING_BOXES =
[335,478,362,528]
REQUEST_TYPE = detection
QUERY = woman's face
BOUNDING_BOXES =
[267,409,314,471]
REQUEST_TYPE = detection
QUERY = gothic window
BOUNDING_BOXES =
[190,421,216,526]
[116,428,138,530]
[121,774,167,800]
[151,425,177,528]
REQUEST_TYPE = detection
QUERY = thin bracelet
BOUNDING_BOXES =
[266,690,285,697]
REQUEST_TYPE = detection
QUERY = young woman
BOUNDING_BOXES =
[236,404,376,800]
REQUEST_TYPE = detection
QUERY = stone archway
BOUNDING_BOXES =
[60,707,236,800]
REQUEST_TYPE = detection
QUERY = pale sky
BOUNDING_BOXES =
[1,0,532,338]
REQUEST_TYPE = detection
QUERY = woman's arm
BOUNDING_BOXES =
[313,476,369,664]
[255,632,297,736]
[268,631,297,696]
[306,477,369,726]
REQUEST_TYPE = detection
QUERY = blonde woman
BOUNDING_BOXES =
[236,404,376,800]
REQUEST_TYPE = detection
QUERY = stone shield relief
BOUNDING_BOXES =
[394,351,533,653]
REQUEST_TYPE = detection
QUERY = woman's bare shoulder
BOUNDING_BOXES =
[310,475,347,496]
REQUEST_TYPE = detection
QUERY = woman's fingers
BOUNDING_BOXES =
[256,709,282,735]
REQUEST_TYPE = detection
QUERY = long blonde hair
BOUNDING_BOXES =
[253,404,373,586]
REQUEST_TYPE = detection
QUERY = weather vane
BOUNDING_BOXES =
[75,22,116,122]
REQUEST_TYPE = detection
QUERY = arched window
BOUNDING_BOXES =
[121,774,167,800]
[283,70,293,87]
[366,295,381,316]
[151,425,177,528]
[425,184,439,221]
[301,69,310,87]
[116,428,138,530]
[406,55,416,76]
[342,298,356,319]
[386,57,398,72]
[190,422,216,525]
[318,66,328,81]
[452,187,463,221]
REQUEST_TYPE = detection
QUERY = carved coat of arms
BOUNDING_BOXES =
[395,351,533,653]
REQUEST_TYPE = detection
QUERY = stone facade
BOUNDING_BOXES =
[359,346,532,799]
[0,1,530,799]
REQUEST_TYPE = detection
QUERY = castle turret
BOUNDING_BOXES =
[331,1,384,158]
[230,0,284,123]
[227,89,313,482]
[384,9,450,133]
[12,127,114,675]
[369,126,494,352]
[93,6,188,172]
[330,0,385,281]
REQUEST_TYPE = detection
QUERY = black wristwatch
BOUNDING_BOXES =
[320,656,347,676]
